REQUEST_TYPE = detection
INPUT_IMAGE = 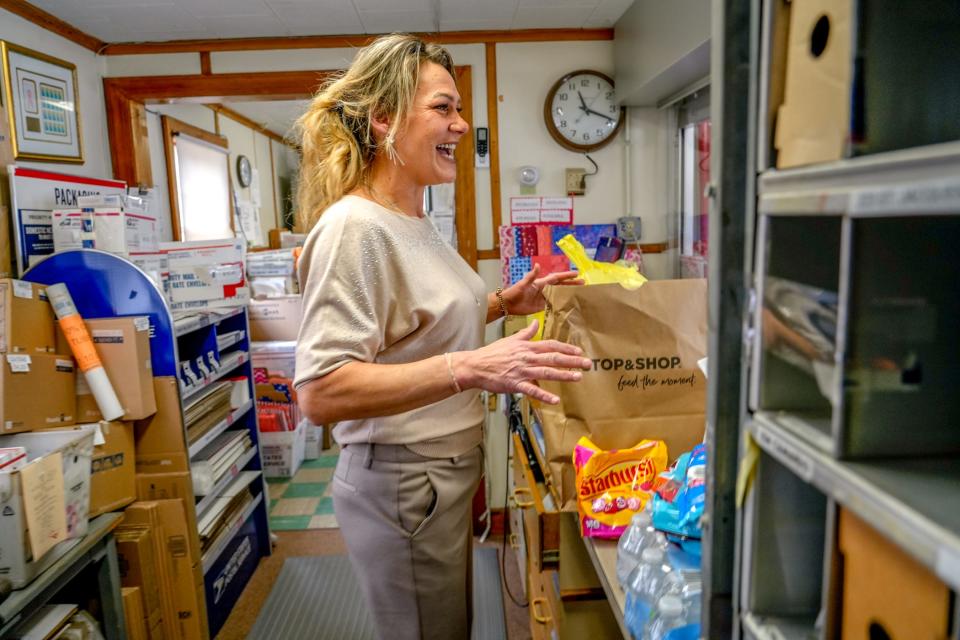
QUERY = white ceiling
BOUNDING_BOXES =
[227,99,311,139]
[28,0,634,42]
[26,0,634,138]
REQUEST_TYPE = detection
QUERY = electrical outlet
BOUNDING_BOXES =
[565,168,586,196]
[617,216,643,241]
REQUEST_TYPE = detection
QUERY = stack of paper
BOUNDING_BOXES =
[185,382,234,445]
[197,471,257,552]
[191,430,252,495]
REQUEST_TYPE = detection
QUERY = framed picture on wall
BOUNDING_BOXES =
[1,41,83,163]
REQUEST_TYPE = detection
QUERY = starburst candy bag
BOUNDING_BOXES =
[573,436,668,539]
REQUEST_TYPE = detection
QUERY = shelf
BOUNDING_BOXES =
[748,413,960,591]
[195,445,259,518]
[198,471,262,536]
[174,306,245,338]
[181,351,248,401]
[758,140,960,216]
[216,329,246,352]
[201,491,264,575]
[188,399,254,459]
[581,538,629,639]
[741,612,817,640]
[0,514,123,636]
[755,411,833,456]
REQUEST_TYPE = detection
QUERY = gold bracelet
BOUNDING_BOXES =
[443,352,462,394]
[495,287,508,316]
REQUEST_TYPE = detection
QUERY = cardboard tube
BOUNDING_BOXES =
[46,283,124,421]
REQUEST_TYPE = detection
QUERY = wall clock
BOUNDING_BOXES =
[236,154,252,187]
[544,69,624,152]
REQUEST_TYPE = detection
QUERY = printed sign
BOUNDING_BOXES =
[7,166,126,274]
[509,196,574,225]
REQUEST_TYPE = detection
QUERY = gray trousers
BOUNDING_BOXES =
[332,443,483,640]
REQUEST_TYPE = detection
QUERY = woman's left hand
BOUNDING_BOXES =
[504,264,583,315]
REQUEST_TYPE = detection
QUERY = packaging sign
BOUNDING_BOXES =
[7,166,126,274]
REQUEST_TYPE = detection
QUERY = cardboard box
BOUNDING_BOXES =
[135,471,200,565]
[0,426,94,587]
[260,417,306,478]
[124,500,208,640]
[0,353,76,433]
[121,587,149,640]
[0,279,57,354]
[160,239,249,311]
[134,377,187,460]
[839,508,951,639]
[774,0,853,168]
[116,526,163,632]
[52,208,158,257]
[248,295,302,342]
[89,420,136,517]
[57,316,156,421]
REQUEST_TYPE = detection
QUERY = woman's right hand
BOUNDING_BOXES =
[450,321,592,404]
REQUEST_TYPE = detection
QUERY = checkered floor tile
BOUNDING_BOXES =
[267,445,340,531]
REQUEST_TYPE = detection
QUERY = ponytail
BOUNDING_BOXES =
[294,34,455,231]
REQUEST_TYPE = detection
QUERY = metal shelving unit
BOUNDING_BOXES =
[24,250,271,639]
[749,413,960,592]
[724,0,960,638]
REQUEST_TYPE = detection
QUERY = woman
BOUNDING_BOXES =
[293,33,591,639]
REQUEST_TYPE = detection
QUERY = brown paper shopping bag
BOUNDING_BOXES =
[539,280,708,511]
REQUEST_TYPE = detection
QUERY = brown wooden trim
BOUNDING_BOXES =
[103,82,138,184]
[268,139,279,228]
[129,101,153,187]
[103,70,322,186]
[199,51,212,75]
[484,43,502,250]
[103,70,334,102]
[454,65,477,271]
[0,0,105,52]
[212,110,220,135]
[161,114,230,241]
[477,249,500,261]
[99,28,613,55]
[208,103,291,147]
[638,241,670,254]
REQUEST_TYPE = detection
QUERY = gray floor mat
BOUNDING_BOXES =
[246,547,506,639]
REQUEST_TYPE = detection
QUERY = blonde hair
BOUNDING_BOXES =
[294,34,455,230]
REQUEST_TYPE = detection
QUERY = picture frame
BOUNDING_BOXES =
[1,41,83,163]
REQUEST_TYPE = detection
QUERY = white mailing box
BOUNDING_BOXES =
[0,426,95,588]
[160,238,250,311]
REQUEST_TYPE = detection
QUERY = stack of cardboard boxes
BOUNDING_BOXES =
[0,278,209,640]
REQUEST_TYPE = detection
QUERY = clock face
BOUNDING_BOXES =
[544,70,623,152]
[237,155,252,187]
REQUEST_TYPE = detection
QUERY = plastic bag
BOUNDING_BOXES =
[573,436,668,539]
[556,234,647,289]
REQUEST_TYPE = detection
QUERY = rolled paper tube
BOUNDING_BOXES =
[46,283,124,421]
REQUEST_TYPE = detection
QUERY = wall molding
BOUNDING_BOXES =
[98,28,613,56]
[0,0,104,52]
[207,103,295,148]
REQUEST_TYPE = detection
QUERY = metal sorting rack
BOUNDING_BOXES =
[24,250,271,638]
[731,1,960,636]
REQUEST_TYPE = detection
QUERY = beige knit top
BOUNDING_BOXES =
[293,195,486,457]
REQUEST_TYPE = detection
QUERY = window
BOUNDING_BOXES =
[162,115,233,241]
[673,87,711,278]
